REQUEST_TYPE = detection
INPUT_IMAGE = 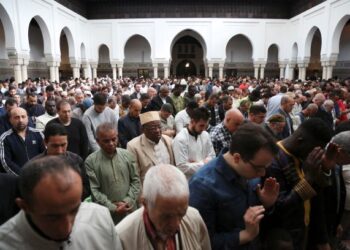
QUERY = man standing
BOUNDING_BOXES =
[85,123,141,224]
[32,123,91,200]
[149,85,176,115]
[174,101,198,133]
[127,111,175,183]
[159,103,176,138]
[47,100,89,160]
[263,118,335,249]
[20,92,45,119]
[0,156,122,249]
[116,164,211,250]
[278,95,295,139]
[36,99,58,131]
[118,99,142,149]
[0,107,45,175]
[190,123,280,249]
[210,108,244,155]
[82,93,118,152]
[247,105,267,125]
[172,107,215,179]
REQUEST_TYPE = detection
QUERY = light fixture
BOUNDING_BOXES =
[185,62,190,68]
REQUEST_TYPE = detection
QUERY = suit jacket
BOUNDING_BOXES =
[278,108,294,139]
[127,134,174,183]
[148,95,176,115]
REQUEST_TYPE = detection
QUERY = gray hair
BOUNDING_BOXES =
[143,164,189,208]
[332,131,350,153]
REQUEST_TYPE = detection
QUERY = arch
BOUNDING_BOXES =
[0,3,15,52]
[176,60,197,77]
[266,44,279,78]
[98,44,110,64]
[291,42,298,62]
[80,43,86,61]
[266,43,279,61]
[331,15,350,54]
[28,19,45,61]
[60,27,75,59]
[170,29,207,61]
[28,15,52,55]
[304,26,322,58]
[225,34,253,63]
[124,34,152,63]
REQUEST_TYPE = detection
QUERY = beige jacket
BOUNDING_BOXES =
[115,206,211,250]
[127,134,175,183]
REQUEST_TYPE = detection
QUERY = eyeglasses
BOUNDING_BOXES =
[247,160,268,171]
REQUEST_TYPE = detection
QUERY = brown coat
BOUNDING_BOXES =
[127,134,175,183]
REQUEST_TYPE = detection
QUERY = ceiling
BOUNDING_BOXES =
[55,0,326,19]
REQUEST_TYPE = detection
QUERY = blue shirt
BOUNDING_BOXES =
[189,153,260,250]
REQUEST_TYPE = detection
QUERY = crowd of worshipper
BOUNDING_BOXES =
[0,74,350,250]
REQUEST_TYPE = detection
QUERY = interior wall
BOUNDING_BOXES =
[29,20,45,62]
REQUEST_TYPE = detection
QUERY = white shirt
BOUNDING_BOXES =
[174,109,190,133]
[147,138,171,165]
[36,113,58,132]
[172,128,215,179]
[0,202,122,250]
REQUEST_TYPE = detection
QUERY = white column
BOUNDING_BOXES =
[298,64,304,80]
[49,66,56,82]
[83,64,91,79]
[55,65,60,82]
[72,65,80,79]
[326,66,333,80]
[279,64,285,79]
[21,58,29,82]
[254,64,259,79]
[205,64,208,78]
[208,63,213,78]
[164,63,169,79]
[14,64,22,83]
[218,63,224,79]
[153,63,158,79]
[260,65,265,80]
[322,66,327,80]
[117,65,123,79]
[112,66,117,80]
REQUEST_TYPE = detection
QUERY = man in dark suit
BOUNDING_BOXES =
[148,85,176,116]
[129,83,142,100]
[278,95,295,139]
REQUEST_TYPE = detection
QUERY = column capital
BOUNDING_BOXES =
[152,63,158,68]
[70,63,81,68]
[90,61,98,68]
[207,63,214,68]
[163,63,169,68]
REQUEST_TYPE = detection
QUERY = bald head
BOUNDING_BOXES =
[129,99,142,118]
[313,93,326,107]
[224,108,244,133]
[10,107,28,132]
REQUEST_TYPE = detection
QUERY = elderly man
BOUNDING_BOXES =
[82,92,118,152]
[190,123,280,249]
[173,107,216,179]
[264,114,286,140]
[118,99,142,148]
[297,103,318,125]
[313,93,334,130]
[127,111,174,183]
[210,108,244,155]
[0,156,122,249]
[278,95,295,139]
[85,123,141,224]
[116,164,211,250]
[0,107,45,175]
[149,85,176,115]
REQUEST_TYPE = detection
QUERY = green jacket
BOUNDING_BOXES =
[85,148,141,224]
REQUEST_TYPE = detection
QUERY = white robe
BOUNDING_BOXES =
[0,202,122,250]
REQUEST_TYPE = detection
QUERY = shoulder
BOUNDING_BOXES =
[127,135,142,147]
[85,150,101,163]
[117,148,134,159]
[0,212,24,247]
[0,129,13,141]
[115,207,143,236]
[74,202,115,235]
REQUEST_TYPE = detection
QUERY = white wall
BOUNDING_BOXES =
[0,0,349,78]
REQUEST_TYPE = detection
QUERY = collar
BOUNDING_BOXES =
[187,127,199,140]
[215,151,239,182]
